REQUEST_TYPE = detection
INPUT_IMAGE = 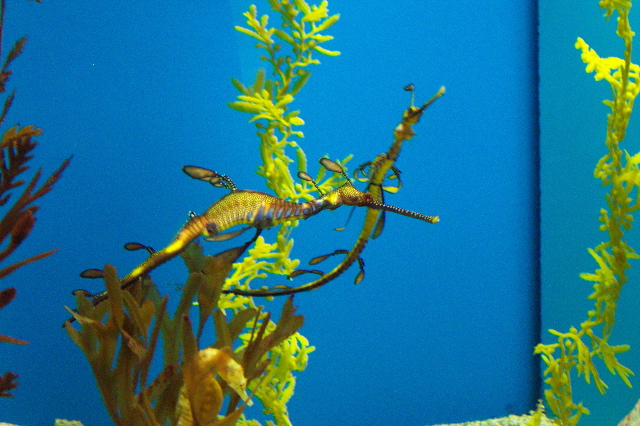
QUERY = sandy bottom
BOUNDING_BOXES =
[428,413,555,426]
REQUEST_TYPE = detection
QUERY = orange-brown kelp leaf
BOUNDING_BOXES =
[0,151,71,228]
[0,371,19,397]
[0,37,27,100]
[139,363,176,407]
[121,290,155,335]
[0,333,28,344]
[225,308,258,346]
[197,238,257,339]
[7,207,36,248]
[0,248,57,281]
[240,310,269,375]
[2,38,27,75]
[178,341,224,424]
[264,297,304,349]
[0,123,40,142]
[243,298,304,374]
[137,295,169,393]
[180,241,205,274]
[203,242,254,289]
[0,207,38,267]
[103,264,125,328]
[212,307,259,351]
[0,91,14,130]
[0,125,40,161]
[120,327,147,359]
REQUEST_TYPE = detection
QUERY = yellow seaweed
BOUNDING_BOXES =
[535,2,638,425]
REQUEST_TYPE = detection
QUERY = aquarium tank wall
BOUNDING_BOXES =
[0,0,563,425]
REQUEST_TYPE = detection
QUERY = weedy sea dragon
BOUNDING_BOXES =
[226,84,445,296]
[66,153,438,322]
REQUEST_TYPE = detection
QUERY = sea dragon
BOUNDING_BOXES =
[225,84,445,296]
[70,153,438,315]
[68,85,444,322]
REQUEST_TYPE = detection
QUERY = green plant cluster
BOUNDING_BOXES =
[534,2,639,425]
[66,242,305,425]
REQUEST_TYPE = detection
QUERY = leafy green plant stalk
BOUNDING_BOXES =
[220,1,343,424]
[534,2,639,425]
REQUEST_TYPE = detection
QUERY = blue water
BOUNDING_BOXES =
[0,1,541,425]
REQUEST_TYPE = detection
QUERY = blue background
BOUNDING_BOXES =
[0,0,569,425]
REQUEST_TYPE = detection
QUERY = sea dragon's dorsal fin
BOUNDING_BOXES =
[182,165,238,191]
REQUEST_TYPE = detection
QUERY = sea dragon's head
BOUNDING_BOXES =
[304,158,439,224]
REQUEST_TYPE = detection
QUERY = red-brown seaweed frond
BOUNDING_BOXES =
[0,127,71,279]
[0,371,19,397]
[0,287,27,398]
[0,0,71,277]
[0,0,70,400]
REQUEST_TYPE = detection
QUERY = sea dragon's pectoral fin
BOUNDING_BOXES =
[204,226,252,242]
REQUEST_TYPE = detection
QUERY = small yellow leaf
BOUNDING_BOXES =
[313,45,340,56]
[234,25,263,41]
[289,116,305,126]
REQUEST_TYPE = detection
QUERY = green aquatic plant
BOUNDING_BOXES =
[65,241,304,425]
[534,2,639,424]
[221,2,341,423]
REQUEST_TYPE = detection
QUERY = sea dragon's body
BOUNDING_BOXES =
[118,190,330,290]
